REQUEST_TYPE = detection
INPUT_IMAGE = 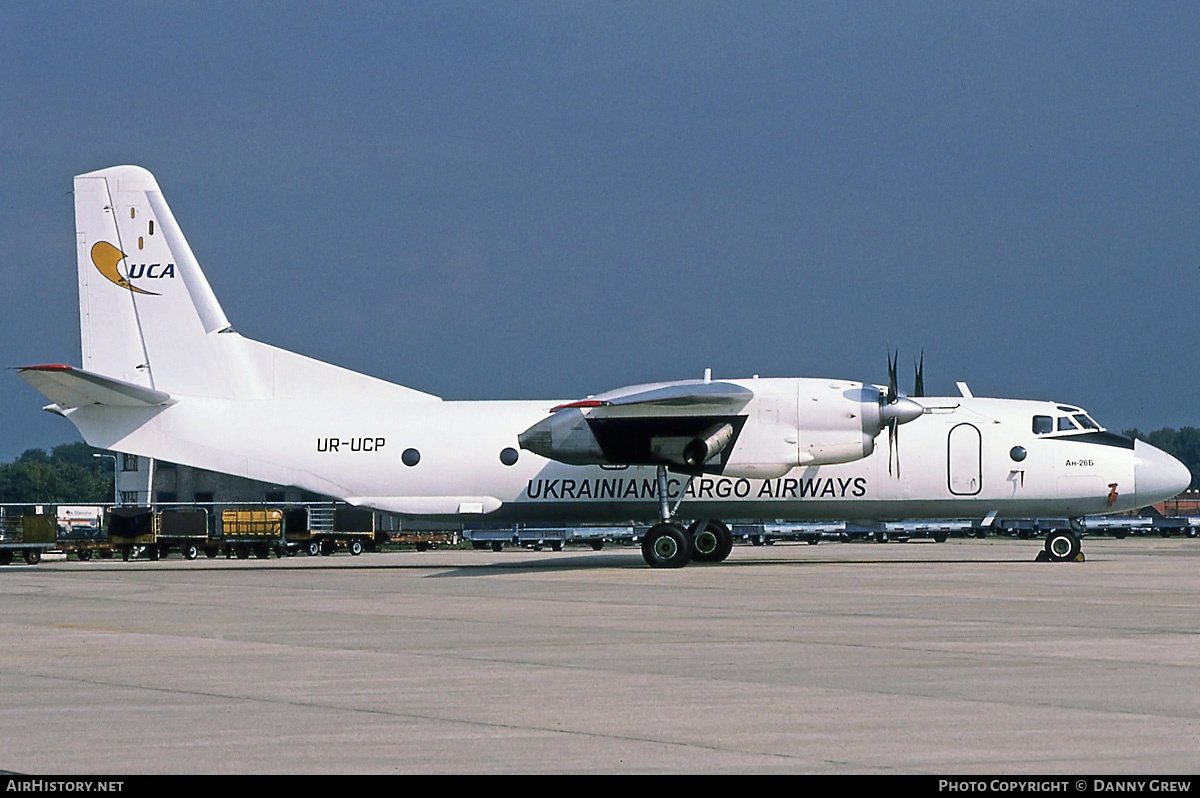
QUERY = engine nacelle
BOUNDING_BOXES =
[518,377,923,477]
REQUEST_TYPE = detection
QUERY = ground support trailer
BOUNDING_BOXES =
[108,508,213,560]
[283,506,381,556]
[1082,515,1154,539]
[0,511,57,565]
[880,519,975,543]
[386,519,459,551]
[732,522,847,546]
[219,509,287,559]
[1145,516,1200,538]
[54,505,113,560]
[465,525,636,552]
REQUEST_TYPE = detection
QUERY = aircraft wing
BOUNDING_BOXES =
[554,380,754,410]
[17,364,173,409]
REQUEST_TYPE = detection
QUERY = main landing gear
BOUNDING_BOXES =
[640,466,735,568]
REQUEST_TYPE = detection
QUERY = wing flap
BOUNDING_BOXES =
[17,364,173,409]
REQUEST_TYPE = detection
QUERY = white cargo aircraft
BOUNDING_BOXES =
[18,166,1192,566]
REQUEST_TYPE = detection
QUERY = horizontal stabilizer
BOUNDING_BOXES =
[17,364,173,409]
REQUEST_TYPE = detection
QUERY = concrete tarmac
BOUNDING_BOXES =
[1,537,1198,774]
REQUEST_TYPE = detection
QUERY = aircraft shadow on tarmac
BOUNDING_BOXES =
[28,548,1054,577]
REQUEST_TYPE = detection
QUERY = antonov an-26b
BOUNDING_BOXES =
[18,166,1191,566]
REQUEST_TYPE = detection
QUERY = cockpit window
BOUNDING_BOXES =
[1057,416,1079,432]
[1073,414,1100,430]
[1033,415,1053,435]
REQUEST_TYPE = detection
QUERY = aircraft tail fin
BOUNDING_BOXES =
[72,166,440,404]
[74,166,235,397]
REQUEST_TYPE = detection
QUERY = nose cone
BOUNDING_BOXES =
[1134,440,1192,506]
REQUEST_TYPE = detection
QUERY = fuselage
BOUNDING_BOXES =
[62,386,1188,525]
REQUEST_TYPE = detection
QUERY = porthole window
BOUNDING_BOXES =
[1010,446,1027,462]
[402,448,421,467]
[500,447,519,466]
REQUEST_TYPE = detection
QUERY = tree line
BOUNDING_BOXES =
[0,429,1197,505]
[0,442,114,504]
[1121,427,1200,491]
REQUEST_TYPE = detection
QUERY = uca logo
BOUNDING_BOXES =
[91,241,174,295]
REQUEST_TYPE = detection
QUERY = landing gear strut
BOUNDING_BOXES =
[640,466,734,568]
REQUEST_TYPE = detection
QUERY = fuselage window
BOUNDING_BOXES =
[499,447,519,466]
[1033,415,1053,435]
[402,448,421,467]
[1057,416,1078,432]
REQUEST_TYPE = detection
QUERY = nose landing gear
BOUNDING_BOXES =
[1038,522,1085,563]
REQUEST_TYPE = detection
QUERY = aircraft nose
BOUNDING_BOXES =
[1133,440,1192,506]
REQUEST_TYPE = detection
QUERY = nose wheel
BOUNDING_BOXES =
[1040,529,1084,562]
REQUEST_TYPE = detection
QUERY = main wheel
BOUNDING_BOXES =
[182,545,199,561]
[688,519,733,563]
[1044,530,1082,562]
[306,541,320,557]
[349,540,363,556]
[641,523,692,568]
[78,549,93,561]
[23,549,42,565]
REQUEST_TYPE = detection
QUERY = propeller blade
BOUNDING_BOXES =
[893,419,900,478]
[913,351,925,398]
[887,349,898,405]
[887,417,899,477]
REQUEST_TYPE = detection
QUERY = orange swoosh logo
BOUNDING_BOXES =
[91,241,159,295]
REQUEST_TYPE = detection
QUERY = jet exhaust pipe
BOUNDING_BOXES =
[682,422,735,468]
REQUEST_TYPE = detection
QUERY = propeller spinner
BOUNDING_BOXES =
[880,349,924,477]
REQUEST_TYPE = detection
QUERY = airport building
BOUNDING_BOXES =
[112,454,326,507]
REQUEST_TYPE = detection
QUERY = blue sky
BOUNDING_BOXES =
[2,1,1198,460]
